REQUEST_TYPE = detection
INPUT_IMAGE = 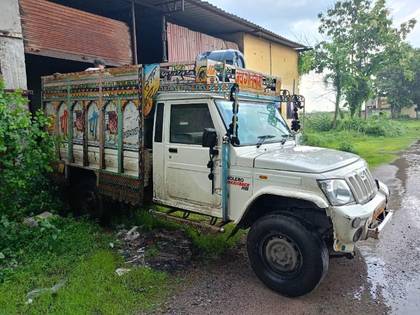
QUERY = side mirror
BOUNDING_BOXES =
[202,128,218,148]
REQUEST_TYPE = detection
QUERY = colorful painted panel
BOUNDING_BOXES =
[44,102,57,133]
[58,102,68,138]
[143,64,160,117]
[123,101,139,150]
[87,102,99,145]
[105,102,118,147]
[72,102,84,144]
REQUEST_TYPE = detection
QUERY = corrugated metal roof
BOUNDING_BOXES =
[20,0,133,66]
[136,0,306,49]
[167,23,239,62]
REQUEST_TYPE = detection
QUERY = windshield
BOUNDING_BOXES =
[215,99,291,146]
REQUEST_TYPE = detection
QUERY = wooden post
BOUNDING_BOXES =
[66,84,73,162]
[117,98,124,173]
[83,101,89,166]
[99,78,105,169]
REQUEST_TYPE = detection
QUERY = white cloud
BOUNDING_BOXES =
[207,0,420,47]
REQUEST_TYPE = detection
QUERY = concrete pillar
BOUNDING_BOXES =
[0,0,27,90]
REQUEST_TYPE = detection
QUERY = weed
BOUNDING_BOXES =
[303,119,420,167]
[0,218,168,314]
[338,141,358,153]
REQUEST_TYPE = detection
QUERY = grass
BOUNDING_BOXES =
[0,217,168,315]
[1,207,241,315]
[303,119,420,168]
[113,207,244,260]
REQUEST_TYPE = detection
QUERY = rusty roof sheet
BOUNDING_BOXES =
[20,0,133,66]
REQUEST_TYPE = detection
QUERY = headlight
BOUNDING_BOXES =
[318,179,355,206]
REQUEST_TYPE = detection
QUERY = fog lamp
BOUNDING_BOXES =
[353,227,363,242]
[351,217,362,228]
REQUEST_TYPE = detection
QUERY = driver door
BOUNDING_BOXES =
[163,101,221,215]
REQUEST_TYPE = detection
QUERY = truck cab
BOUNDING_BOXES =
[151,91,391,296]
[42,59,392,297]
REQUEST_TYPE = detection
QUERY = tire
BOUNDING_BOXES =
[247,214,329,297]
[70,178,104,219]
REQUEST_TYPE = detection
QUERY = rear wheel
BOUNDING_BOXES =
[70,179,104,219]
[247,214,329,297]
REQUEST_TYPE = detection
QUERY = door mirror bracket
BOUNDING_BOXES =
[202,128,218,194]
[202,128,218,148]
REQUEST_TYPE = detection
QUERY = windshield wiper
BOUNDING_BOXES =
[280,134,293,145]
[256,135,275,148]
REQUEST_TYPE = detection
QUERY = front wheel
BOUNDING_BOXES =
[247,214,329,297]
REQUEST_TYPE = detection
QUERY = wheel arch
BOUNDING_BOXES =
[235,191,331,236]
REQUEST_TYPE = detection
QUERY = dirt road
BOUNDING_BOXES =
[158,142,420,315]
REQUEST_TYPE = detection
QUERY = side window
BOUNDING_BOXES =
[154,103,164,143]
[170,104,214,145]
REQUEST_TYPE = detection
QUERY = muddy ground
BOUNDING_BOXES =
[153,141,420,315]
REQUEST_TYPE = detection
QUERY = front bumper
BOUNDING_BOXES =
[330,180,392,253]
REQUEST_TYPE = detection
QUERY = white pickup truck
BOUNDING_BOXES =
[42,59,392,297]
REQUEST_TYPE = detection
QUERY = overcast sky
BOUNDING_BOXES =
[207,0,420,47]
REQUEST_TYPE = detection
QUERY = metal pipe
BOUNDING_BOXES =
[221,135,229,222]
[162,15,168,62]
[131,0,138,64]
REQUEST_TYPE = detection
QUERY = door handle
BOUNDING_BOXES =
[168,148,178,153]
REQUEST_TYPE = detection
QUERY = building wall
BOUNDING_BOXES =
[242,33,299,92]
[299,71,338,113]
[0,0,27,89]
[401,105,418,118]
[242,33,299,118]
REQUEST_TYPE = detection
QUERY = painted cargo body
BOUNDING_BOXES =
[42,65,159,204]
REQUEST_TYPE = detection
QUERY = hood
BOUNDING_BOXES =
[251,145,360,173]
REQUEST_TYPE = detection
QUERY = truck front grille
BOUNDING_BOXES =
[347,168,376,204]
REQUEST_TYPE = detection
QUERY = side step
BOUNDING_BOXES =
[149,209,229,233]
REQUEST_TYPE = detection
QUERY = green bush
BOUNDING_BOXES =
[0,81,57,219]
[304,112,405,137]
[0,81,60,275]
[338,141,358,153]
[337,117,404,137]
[304,113,333,132]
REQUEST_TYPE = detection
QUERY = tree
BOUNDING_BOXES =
[377,44,415,118]
[410,49,420,113]
[317,0,416,117]
[314,41,350,128]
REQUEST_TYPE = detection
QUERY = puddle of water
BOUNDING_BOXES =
[357,141,420,314]
[393,274,420,314]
